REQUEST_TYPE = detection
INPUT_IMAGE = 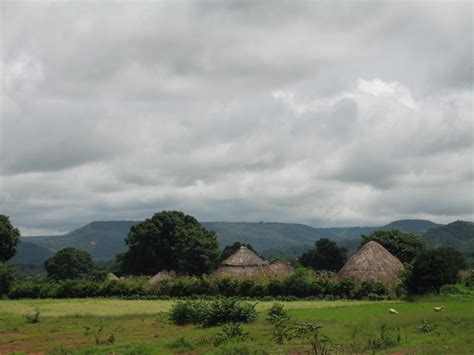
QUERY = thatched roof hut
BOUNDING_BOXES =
[265,260,294,277]
[214,246,269,279]
[337,241,404,285]
[149,270,171,285]
[106,272,119,281]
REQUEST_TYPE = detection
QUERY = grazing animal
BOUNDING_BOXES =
[434,306,444,312]
[388,308,399,315]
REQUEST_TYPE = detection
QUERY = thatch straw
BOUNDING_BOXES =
[221,246,268,267]
[265,260,294,277]
[149,270,171,285]
[106,272,119,281]
[337,241,404,285]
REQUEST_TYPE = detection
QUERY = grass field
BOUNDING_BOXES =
[0,295,473,354]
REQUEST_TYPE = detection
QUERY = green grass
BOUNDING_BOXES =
[0,295,473,354]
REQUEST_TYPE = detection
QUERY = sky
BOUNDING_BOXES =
[1,1,473,236]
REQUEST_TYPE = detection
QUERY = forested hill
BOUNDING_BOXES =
[17,218,461,264]
[423,220,474,252]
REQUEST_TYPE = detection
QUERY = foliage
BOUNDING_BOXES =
[418,320,437,333]
[299,238,347,272]
[265,303,289,323]
[169,299,210,325]
[204,298,258,327]
[291,322,331,355]
[404,247,467,294]
[366,322,401,350]
[0,262,15,295]
[361,229,426,263]
[44,248,95,280]
[0,214,21,262]
[423,221,474,254]
[221,242,261,263]
[213,323,250,346]
[25,309,40,324]
[119,211,220,276]
[166,337,195,351]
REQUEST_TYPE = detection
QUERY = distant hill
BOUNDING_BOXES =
[423,220,474,251]
[11,242,54,265]
[16,218,462,265]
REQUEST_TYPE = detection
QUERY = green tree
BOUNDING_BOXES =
[299,238,347,272]
[361,229,426,263]
[220,242,260,263]
[404,247,467,294]
[0,262,15,295]
[0,214,21,262]
[119,211,220,275]
[44,248,95,280]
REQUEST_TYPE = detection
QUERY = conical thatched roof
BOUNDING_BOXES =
[266,260,294,277]
[220,246,268,267]
[149,270,171,285]
[338,241,404,285]
[106,272,119,281]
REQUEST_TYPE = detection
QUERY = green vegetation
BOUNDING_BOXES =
[299,238,347,272]
[45,248,95,280]
[361,229,426,263]
[118,211,220,275]
[404,247,467,294]
[1,295,472,353]
[0,214,21,262]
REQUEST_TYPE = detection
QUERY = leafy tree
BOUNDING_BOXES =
[119,211,220,276]
[361,229,426,263]
[220,242,260,263]
[299,238,347,272]
[404,247,467,294]
[0,262,15,295]
[0,214,21,262]
[44,248,95,280]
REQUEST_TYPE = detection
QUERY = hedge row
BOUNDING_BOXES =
[8,269,389,300]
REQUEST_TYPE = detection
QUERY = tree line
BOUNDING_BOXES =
[0,211,470,296]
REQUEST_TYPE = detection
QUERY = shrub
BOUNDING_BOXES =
[169,300,210,325]
[213,323,250,346]
[418,320,437,333]
[0,262,15,295]
[281,268,312,297]
[336,277,356,298]
[25,309,40,324]
[356,280,386,298]
[266,303,289,323]
[291,322,331,355]
[204,298,257,327]
[216,278,240,297]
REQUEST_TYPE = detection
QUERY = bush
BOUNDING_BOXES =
[204,298,257,327]
[169,300,210,325]
[0,262,15,295]
[266,303,289,323]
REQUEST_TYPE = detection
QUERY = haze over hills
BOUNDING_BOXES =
[16,218,470,265]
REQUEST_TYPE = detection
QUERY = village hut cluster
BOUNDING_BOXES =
[146,241,405,288]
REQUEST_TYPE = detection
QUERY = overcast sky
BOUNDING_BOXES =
[1,1,473,235]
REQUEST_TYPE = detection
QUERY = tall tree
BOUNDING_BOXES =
[299,238,347,272]
[404,247,467,294]
[119,211,220,275]
[44,248,95,280]
[361,229,426,263]
[0,214,21,262]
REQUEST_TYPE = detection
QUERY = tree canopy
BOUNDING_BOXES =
[404,247,466,294]
[119,211,220,276]
[0,214,21,262]
[361,229,426,263]
[44,248,95,280]
[299,238,347,272]
[220,242,260,263]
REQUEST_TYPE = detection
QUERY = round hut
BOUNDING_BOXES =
[106,272,119,281]
[337,241,404,285]
[149,270,172,285]
[214,246,269,279]
[265,260,294,278]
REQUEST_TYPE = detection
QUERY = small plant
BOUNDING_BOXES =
[169,299,209,325]
[266,303,289,323]
[204,298,257,327]
[24,309,40,324]
[271,317,292,345]
[366,322,400,350]
[291,322,331,355]
[91,322,116,346]
[418,320,437,333]
[166,336,195,351]
[213,323,250,346]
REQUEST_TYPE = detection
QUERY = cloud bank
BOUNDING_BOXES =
[1,2,472,234]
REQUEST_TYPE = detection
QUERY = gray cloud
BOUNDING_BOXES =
[0,1,472,234]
